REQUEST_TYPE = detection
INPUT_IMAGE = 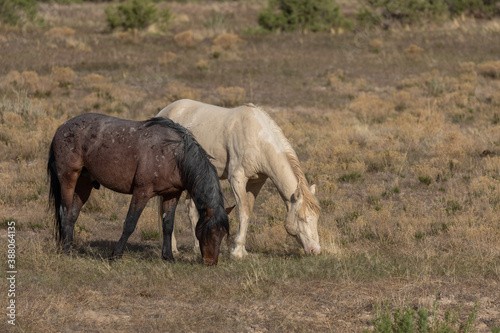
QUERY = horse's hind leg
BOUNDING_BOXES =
[59,186,76,252]
[56,169,81,250]
[111,192,150,259]
[60,173,93,252]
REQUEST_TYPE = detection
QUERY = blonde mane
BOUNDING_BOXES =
[250,105,321,216]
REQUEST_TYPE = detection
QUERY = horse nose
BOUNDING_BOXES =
[307,245,321,255]
[203,257,218,266]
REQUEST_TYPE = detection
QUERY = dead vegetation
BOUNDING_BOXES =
[0,1,499,332]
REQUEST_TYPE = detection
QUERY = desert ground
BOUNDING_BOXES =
[0,1,499,332]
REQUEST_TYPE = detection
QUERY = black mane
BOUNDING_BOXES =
[146,117,229,233]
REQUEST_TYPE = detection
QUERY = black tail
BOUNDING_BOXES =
[47,141,63,244]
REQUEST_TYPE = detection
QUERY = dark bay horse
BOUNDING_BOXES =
[47,113,230,265]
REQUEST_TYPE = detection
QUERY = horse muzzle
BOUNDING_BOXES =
[304,244,321,255]
[203,258,218,266]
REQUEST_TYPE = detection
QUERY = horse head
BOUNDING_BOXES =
[195,206,233,265]
[284,184,321,255]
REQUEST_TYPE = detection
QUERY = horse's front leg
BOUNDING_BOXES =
[111,193,149,259]
[229,172,251,259]
[161,195,180,262]
[186,194,201,253]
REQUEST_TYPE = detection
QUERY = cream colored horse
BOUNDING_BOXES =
[157,99,321,258]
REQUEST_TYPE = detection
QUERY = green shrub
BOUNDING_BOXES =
[357,0,448,27]
[258,0,352,32]
[357,0,500,28]
[0,0,38,26]
[38,0,82,3]
[446,0,500,18]
[105,0,172,31]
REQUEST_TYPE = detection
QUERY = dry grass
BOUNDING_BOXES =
[0,1,499,332]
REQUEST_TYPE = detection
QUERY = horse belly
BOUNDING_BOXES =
[83,149,137,194]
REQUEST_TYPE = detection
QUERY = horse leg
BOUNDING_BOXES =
[161,196,180,262]
[245,178,267,214]
[229,172,252,259]
[58,170,82,252]
[171,227,178,254]
[158,196,179,254]
[64,175,94,250]
[186,194,200,253]
[232,177,267,258]
[111,193,150,259]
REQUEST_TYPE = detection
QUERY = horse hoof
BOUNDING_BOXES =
[62,244,72,254]
[230,247,248,259]
[109,253,122,261]
[162,254,175,262]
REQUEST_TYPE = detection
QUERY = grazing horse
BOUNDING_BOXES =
[157,99,321,258]
[47,113,229,265]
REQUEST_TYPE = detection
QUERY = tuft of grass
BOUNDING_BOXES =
[445,200,462,215]
[477,60,500,79]
[0,218,16,229]
[174,30,201,48]
[366,300,480,333]
[203,10,233,34]
[216,86,246,107]
[338,172,364,183]
[418,176,432,186]
[140,229,160,241]
[29,222,45,230]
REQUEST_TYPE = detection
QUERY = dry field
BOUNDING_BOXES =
[0,1,499,332]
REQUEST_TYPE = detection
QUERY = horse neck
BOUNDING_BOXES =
[190,177,222,213]
[179,137,223,213]
[264,152,299,205]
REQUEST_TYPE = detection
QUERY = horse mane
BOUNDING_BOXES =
[146,117,229,232]
[248,105,321,216]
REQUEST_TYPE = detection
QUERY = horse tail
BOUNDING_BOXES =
[47,141,63,244]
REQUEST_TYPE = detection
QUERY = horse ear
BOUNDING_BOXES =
[309,184,316,195]
[225,205,236,215]
[291,187,302,203]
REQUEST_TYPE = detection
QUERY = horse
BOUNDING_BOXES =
[156,99,321,258]
[47,113,230,265]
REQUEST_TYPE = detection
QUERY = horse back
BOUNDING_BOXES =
[51,113,183,194]
[157,100,288,179]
